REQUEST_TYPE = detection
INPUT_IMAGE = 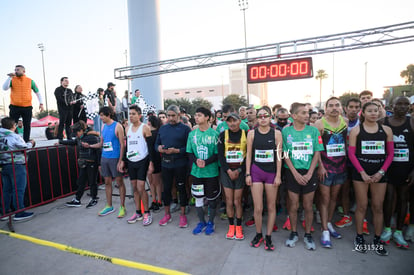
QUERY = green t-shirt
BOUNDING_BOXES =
[216,120,249,134]
[282,124,324,170]
[186,127,219,178]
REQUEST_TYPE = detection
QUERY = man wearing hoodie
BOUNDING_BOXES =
[0,117,35,220]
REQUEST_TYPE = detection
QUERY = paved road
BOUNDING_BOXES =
[1,180,413,275]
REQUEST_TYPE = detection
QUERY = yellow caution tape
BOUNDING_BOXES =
[0,229,190,275]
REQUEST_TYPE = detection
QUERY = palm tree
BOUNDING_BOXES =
[315,69,328,108]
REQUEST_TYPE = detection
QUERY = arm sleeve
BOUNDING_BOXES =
[217,133,229,171]
[2,77,11,91]
[146,136,155,161]
[188,152,197,165]
[35,89,44,105]
[348,146,364,173]
[59,139,77,146]
[204,153,218,166]
[380,141,394,172]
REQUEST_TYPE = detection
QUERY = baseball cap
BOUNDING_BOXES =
[226,113,240,121]
[107,82,116,88]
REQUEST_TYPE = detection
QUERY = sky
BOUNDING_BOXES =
[1,0,413,113]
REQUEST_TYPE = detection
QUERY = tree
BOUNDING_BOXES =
[338,92,360,107]
[400,64,414,85]
[222,94,248,111]
[163,97,213,116]
[35,110,59,119]
[315,69,328,108]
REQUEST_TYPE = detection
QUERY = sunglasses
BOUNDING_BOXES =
[257,114,270,119]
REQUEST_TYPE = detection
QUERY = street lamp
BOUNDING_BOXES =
[37,43,48,113]
[238,0,249,104]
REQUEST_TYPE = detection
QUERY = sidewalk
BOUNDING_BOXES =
[1,178,413,275]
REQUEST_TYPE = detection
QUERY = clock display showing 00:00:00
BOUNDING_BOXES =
[247,57,313,83]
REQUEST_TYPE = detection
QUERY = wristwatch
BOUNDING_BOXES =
[378,169,385,176]
[245,174,251,177]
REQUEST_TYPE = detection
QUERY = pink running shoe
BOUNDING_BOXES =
[159,214,172,226]
[179,215,188,228]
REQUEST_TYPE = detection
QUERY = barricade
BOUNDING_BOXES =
[0,144,102,230]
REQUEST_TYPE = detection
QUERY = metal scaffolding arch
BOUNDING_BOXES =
[114,21,414,80]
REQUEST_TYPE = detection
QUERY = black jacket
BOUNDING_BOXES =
[59,128,101,163]
[54,86,74,110]
[73,92,87,122]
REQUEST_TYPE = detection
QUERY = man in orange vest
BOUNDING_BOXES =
[2,65,44,142]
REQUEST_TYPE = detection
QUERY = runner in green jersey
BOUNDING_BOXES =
[186,107,221,236]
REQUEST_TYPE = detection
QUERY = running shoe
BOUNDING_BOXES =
[335,215,352,228]
[245,217,255,227]
[282,217,291,231]
[304,234,316,250]
[235,225,244,240]
[320,230,332,248]
[220,213,228,220]
[393,231,409,249]
[117,206,126,218]
[354,235,367,253]
[264,235,275,251]
[405,224,414,242]
[193,222,207,235]
[179,215,188,228]
[363,220,370,235]
[98,205,114,216]
[285,232,299,248]
[127,213,143,224]
[65,198,81,207]
[327,222,342,239]
[149,201,160,213]
[159,213,172,226]
[226,225,235,239]
[143,213,153,226]
[380,228,392,244]
[86,199,98,209]
[273,224,278,232]
[170,202,180,213]
[374,238,389,256]
[302,220,315,232]
[13,212,34,221]
[250,234,263,248]
[205,221,215,235]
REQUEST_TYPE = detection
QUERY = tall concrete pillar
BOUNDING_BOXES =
[127,0,162,109]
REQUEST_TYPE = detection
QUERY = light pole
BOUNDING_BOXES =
[38,43,48,113]
[364,62,368,89]
[332,44,335,96]
[238,0,249,104]
[124,49,130,94]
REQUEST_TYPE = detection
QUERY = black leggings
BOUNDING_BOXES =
[75,162,98,201]
[161,166,188,207]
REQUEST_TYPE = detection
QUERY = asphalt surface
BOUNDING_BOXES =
[1,178,414,275]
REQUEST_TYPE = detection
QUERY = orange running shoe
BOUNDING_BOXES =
[226,225,235,239]
[335,215,353,228]
[235,225,245,240]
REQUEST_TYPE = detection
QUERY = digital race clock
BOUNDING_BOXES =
[247,57,313,83]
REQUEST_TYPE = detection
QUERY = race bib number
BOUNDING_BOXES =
[226,151,243,163]
[292,142,313,155]
[393,148,409,162]
[327,143,346,157]
[103,142,113,152]
[254,149,274,163]
[191,184,204,197]
[127,150,139,161]
[361,141,384,154]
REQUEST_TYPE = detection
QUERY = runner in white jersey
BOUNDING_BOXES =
[120,105,153,226]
